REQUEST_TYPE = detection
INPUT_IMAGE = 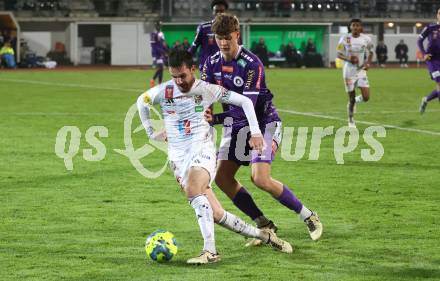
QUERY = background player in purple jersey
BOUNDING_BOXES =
[150,21,168,88]
[419,8,440,114]
[188,0,228,72]
[203,13,323,245]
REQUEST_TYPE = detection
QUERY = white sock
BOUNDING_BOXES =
[218,210,260,239]
[299,206,313,221]
[355,95,364,103]
[190,195,216,254]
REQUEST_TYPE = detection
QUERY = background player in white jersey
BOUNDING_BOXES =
[137,49,292,264]
[337,19,374,127]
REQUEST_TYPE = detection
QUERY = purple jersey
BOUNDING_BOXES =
[188,21,219,70]
[150,31,167,59]
[201,46,280,129]
[417,23,440,59]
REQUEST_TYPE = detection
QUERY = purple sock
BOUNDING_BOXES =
[426,90,439,102]
[232,187,264,220]
[276,185,303,213]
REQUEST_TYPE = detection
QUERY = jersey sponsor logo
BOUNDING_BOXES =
[432,71,440,79]
[222,66,234,73]
[237,59,247,68]
[143,94,151,104]
[178,120,192,135]
[233,76,244,87]
[201,64,208,81]
[224,74,233,80]
[244,69,255,90]
[195,105,204,112]
[165,85,174,99]
[166,110,176,115]
[184,120,191,135]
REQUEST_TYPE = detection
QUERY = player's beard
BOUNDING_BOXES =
[178,77,195,93]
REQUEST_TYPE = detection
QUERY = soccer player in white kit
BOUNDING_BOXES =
[137,49,292,264]
[337,19,374,128]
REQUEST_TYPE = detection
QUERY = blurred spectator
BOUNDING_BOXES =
[304,38,323,67]
[0,41,16,68]
[395,39,408,67]
[283,41,302,67]
[182,37,191,51]
[173,40,183,51]
[253,37,269,66]
[376,40,388,67]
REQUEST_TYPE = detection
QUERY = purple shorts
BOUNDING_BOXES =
[218,121,282,166]
[427,59,440,82]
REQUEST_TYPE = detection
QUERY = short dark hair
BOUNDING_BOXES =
[211,0,228,10]
[350,18,362,25]
[168,49,194,68]
[212,13,240,36]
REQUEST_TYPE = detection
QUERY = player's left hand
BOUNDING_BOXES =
[204,108,213,124]
[363,63,370,71]
[249,133,266,154]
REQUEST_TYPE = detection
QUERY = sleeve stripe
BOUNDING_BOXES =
[243,91,259,95]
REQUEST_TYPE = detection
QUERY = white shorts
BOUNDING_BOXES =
[168,142,216,190]
[343,65,369,92]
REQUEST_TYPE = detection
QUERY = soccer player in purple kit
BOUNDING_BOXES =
[419,8,440,114]
[202,13,323,245]
[188,0,228,72]
[149,21,168,88]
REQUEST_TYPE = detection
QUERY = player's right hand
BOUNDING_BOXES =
[424,54,432,61]
[249,133,266,154]
[204,108,213,124]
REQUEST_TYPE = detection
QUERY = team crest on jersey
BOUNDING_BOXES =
[237,59,247,68]
[194,95,203,104]
[233,76,244,87]
[165,85,174,99]
[222,66,234,73]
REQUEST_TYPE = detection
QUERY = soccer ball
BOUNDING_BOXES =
[145,230,178,262]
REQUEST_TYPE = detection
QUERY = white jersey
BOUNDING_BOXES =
[337,33,373,71]
[138,79,261,162]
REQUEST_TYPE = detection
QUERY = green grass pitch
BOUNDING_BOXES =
[1,67,439,281]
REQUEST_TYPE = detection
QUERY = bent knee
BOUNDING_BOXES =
[251,175,272,190]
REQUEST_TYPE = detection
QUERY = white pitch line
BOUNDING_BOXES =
[277,108,440,136]
[2,78,439,136]
[0,78,144,93]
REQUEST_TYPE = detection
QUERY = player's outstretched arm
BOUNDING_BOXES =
[219,90,265,153]
[136,92,167,142]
